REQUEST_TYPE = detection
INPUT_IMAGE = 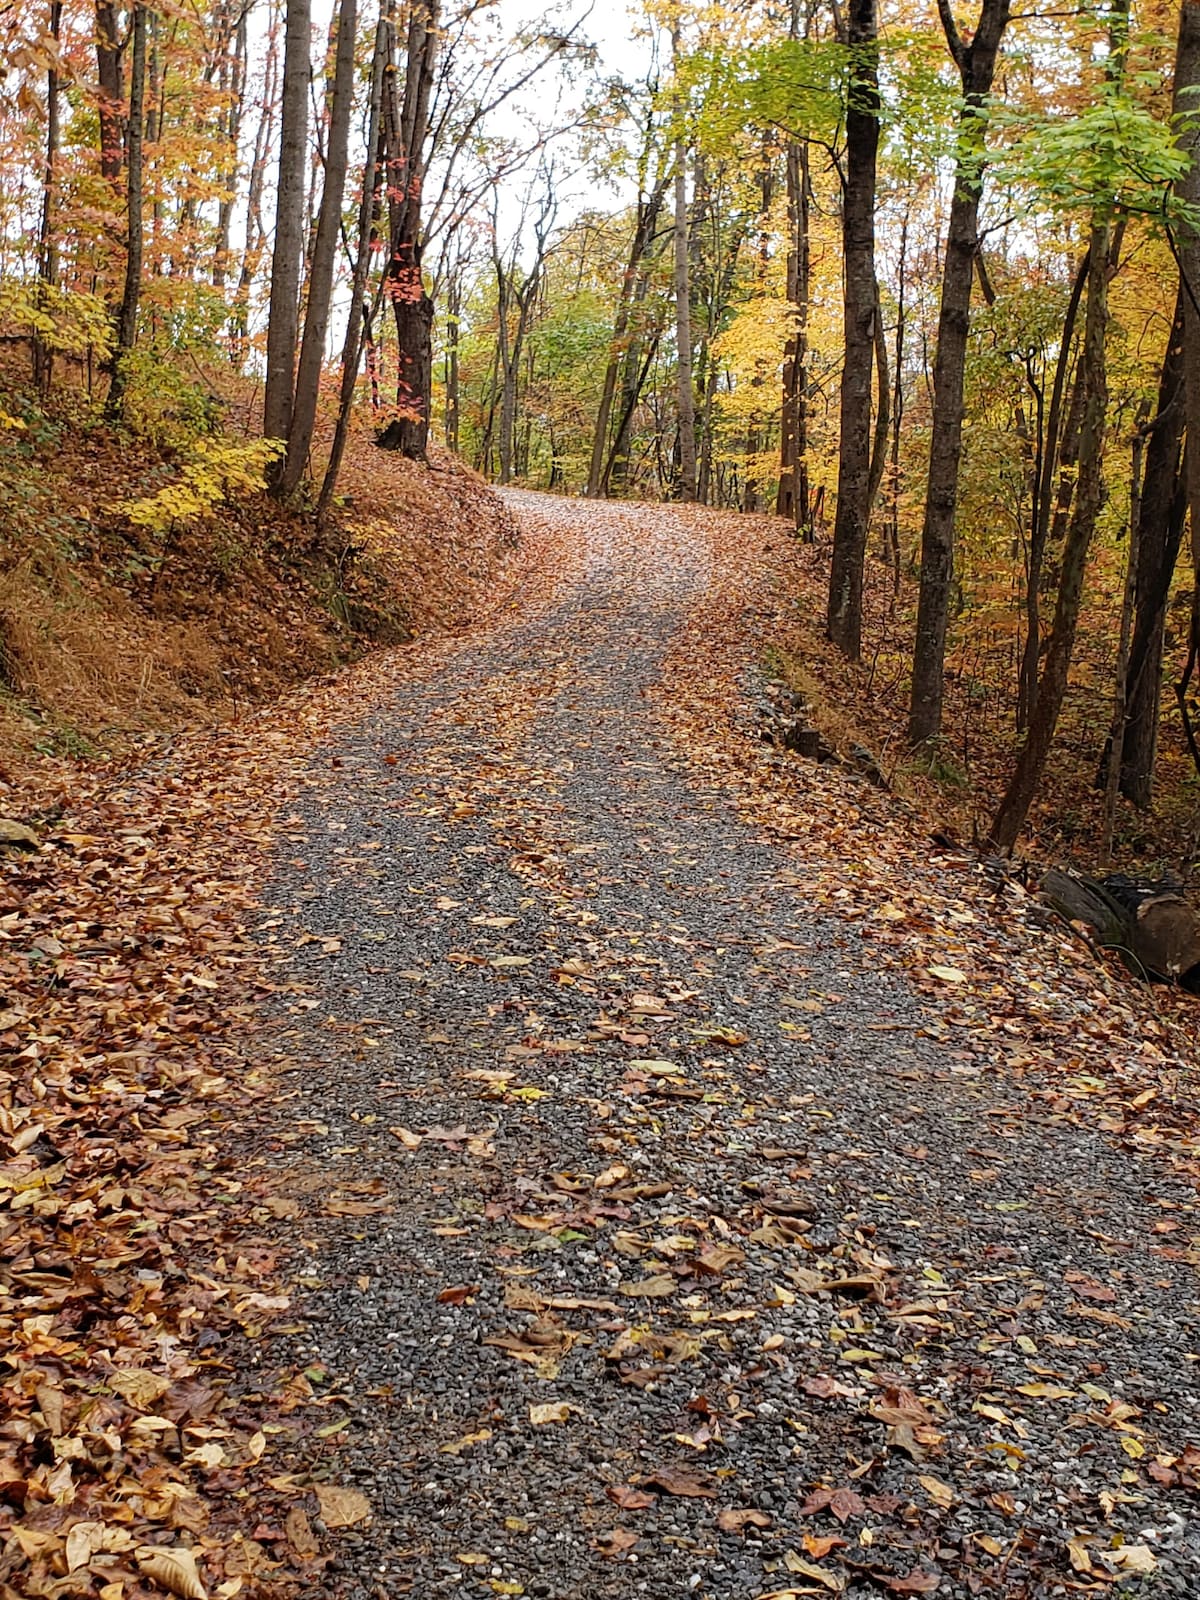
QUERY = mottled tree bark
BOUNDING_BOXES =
[827,0,879,658]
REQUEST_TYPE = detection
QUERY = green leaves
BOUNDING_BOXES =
[991,80,1192,225]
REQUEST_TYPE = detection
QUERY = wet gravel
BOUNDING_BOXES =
[237,495,1200,1600]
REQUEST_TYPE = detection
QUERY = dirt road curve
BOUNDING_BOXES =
[246,493,1200,1600]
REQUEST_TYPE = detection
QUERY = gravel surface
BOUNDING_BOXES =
[240,495,1200,1600]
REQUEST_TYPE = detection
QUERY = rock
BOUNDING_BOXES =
[0,820,39,852]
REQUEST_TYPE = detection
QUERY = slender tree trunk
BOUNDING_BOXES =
[990,223,1111,852]
[1017,250,1089,728]
[587,176,666,498]
[1100,400,1149,862]
[1117,294,1186,804]
[33,0,63,391]
[231,5,276,366]
[671,20,697,502]
[867,286,890,521]
[883,206,909,590]
[907,0,1011,745]
[105,1,147,421]
[213,5,247,290]
[827,0,880,657]
[280,0,357,498]
[95,0,124,185]
[263,0,311,443]
[377,0,440,459]
[318,10,387,524]
[776,0,810,521]
[445,269,461,454]
[1175,3,1200,691]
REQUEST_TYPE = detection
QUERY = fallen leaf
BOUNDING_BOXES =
[529,1402,571,1425]
[640,1466,717,1498]
[592,1527,638,1558]
[881,1570,940,1595]
[781,1551,845,1591]
[136,1545,209,1600]
[618,1273,676,1298]
[314,1485,371,1529]
[917,1476,955,1510]
[606,1484,656,1510]
[285,1507,319,1559]
[717,1508,772,1533]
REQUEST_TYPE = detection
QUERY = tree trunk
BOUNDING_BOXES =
[263,0,310,443]
[907,0,1011,747]
[867,284,890,522]
[1017,250,1088,729]
[212,4,247,290]
[989,213,1113,850]
[280,0,356,499]
[827,0,880,658]
[231,8,276,366]
[95,0,124,184]
[586,175,666,499]
[1174,3,1200,739]
[671,27,697,502]
[1117,286,1186,805]
[318,12,387,524]
[377,0,440,459]
[882,205,909,590]
[105,1,146,422]
[445,268,461,454]
[33,0,63,392]
[1100,398,1149,862]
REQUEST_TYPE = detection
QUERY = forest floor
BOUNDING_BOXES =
[2,493,1200,1600]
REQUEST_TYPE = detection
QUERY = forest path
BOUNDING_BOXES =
[247,493,1199,1600]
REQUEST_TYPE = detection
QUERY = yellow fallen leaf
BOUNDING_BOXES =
[927,965,967,983]
[917,1475,955,1510]
[1111,1544,1155,1573]
[781,1550,846,1591]
[529,1402,571,1425]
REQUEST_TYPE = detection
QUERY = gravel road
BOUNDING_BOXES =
[243,494,1200,1600]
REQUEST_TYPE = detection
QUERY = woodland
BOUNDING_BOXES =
[8,7,1200,1599]
[1,0,1200,858]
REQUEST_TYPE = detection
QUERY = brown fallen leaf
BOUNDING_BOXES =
[803,1373,857,1399]
[716,1507,772,1533]
[315,1484,371,1529]
[286,1506,319,1559]
[618,1273,676,1298]
[803,1533,848,1559]
[801,1486,865,1524]
[607,1484,657,1510]
[640,1466,718,1498]
[437,1283,479,1304]
[879,1568,940,1594]
[592,1527,639,1558]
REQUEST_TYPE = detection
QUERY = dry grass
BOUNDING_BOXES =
[0,363,518,803]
